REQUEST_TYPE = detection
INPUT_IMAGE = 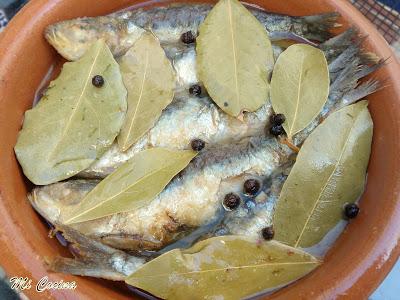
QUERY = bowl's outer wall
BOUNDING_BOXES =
[0,0,399,299]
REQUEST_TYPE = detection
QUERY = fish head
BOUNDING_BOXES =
[29,180,98,223]
[45,14,144,61]
[45,18,106,61]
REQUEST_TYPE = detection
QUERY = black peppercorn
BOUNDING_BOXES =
[181,31,196,44]
[261,226,274,240]
[243,179,261,196]
[223,193,241,210]
[271,113,286,126]
[92,75,104,87]
[269,125,285,137]
[344,203,359,219]
[189,84,202,97]
[191,139,205,151]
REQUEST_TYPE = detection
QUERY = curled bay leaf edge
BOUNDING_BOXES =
[125,235,321,300]
[63,148,197,224]
[273,101,373,248]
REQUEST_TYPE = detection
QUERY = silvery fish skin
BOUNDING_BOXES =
[45,4,339,61]
[156,29,382,246]
[79,94,272,178]
[30,137,291,252]
[79,29,380,179]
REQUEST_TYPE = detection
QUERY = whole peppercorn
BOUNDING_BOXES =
[261,226,274,240]
[271,113,286,126]
[243,179,261,196]
[269,125,285,137]
[92,75,104,87]
[223,193,241,210]
[344,203,360,219]
[189,84,202,97]
[181,31,196,44]
[191,139,205,151]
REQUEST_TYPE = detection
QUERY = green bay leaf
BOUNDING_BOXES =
[196,0,274,117]
[63,148,197,224]
[270,44,329,139]
[117,33,175,152]
[125,235,320,299]
[14,40,127,185]
[273,101,373,248]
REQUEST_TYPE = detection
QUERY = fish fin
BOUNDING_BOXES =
[329,45,360,83]
[47,225,145,280]
[320,27,357,49]
[340,79,382,108]
[295,12,341,42]
[46,257,126,281]
[355,58,387,79]
[269,32,319,47]
[328,38,384,108]
[321,28,358,64]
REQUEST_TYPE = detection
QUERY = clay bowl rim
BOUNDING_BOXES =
[0,0,400,299]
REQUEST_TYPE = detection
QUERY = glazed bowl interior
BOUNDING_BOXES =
[0,0,399,299]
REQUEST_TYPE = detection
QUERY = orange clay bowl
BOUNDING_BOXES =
[0,0,399,299]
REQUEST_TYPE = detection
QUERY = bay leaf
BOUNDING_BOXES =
[63,148,197,224]
[270,44,329,139]
[273,101,373,248]
[125,235,320,299]
[14,40,127,185]
[196,0,274,117]
[117,32,175,152]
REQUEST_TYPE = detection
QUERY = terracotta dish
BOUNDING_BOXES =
[0,0,399,299]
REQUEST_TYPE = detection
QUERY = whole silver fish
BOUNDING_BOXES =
[30,137,291,252]
[45,3,339,61]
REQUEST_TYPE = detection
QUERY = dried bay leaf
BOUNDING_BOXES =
[14,40,127,185]
[117,33,175,152]
[273,101,373,248]
[63,148,197,224]
[196,0,274,117]
[125,235,320,299]
[270,44,329,139]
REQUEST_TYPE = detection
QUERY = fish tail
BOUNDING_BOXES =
[328,47,384,111]
[46,225,144,280]
[295,12,341,42]
[47,257,126,281]
[321,28,358,63]
[340,79,382,108]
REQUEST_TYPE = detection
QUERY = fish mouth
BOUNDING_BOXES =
[45,24,90,61]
